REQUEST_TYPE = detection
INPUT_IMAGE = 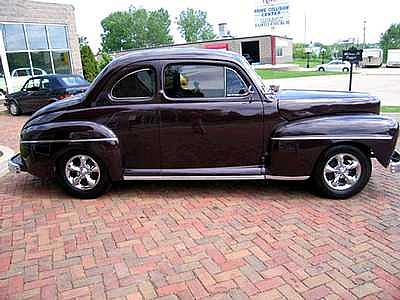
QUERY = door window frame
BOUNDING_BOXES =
[161,61,255,103]
[108,67,157,102]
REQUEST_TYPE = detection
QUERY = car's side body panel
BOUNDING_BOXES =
[268,114,399,177]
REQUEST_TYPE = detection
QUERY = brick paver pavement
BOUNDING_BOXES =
[0,113,399,300]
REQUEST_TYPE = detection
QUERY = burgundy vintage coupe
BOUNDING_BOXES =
[8,48,400,199]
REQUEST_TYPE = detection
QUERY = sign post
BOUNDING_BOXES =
[342,47,363,91]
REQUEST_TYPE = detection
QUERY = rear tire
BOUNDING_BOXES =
[57,151,111,199]
[313,145,371,199]
[343,67,349,72]
[9,101,20,116]
[318,67,325,72]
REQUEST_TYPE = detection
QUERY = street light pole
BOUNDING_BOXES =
[363,20,367,48]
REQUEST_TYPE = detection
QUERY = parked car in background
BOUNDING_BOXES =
[386,49,400,68]
[316,60,351,72]
[4,74,89,116]
[361,48,383,68]
[8,48,400,199]
[10,68,47,92]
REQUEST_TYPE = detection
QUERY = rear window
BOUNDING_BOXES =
[60,76,89,87]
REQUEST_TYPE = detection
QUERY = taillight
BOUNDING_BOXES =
[57,92,71,100]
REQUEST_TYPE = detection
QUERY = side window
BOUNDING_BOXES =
[226,68,248,97]
[164,65,225,98]
[40,78,51,90]
[24,78,41,91]
[111,69,156,99]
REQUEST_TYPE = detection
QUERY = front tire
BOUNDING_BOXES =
[318,67,325,72]
[9,101,20,116]
[343,67,349,73]
[313,145,371,199]
[57,152,111,199]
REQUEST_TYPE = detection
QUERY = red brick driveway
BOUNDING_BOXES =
[0,113,399,300]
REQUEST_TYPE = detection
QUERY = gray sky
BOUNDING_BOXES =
[38,0,399,51]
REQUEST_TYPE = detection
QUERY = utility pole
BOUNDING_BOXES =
[304,14,307,44]
[363,19,367,48]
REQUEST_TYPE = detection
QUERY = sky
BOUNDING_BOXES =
[37,0,400,52]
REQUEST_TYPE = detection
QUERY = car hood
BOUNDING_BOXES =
[277,89,380,121]
[30,93,86,119]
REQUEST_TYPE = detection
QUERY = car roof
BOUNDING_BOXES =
[112,47,245,66]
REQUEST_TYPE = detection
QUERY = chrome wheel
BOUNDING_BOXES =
[323,153,361,191]
[65,155,100,191]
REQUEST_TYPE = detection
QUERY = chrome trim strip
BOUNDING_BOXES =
[266,175,310,181]
[21,138,118,144]
[123,175,265,181]
[123,175,309,181]
[272,135,392,141]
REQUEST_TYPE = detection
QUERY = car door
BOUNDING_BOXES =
[159,61,265,175]
[18,78,40,112]
[35,77,54,108]
[101,66,161,174]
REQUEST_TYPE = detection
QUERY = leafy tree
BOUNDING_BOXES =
[79,38,98,82]
[98,52,113,72]
[101,7,173,52]
[380,23,400,62]
[177,9,216,43]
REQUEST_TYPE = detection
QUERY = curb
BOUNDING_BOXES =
[0,145,15,178]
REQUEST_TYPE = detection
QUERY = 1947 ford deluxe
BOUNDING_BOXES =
[8,48,400,199]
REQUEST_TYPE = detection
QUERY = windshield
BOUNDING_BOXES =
[60,76,89,87]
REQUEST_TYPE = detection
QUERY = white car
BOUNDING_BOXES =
[316,60,351,73]
[10,68,47,93]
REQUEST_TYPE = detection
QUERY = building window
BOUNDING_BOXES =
[276,47,284,57]
[2,24,27,51]
[48,26,69,49]
[0,22,72,92]
[26,24,49,50]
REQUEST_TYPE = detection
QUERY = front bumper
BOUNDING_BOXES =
[8,154,26,174]
[389,149,400,174]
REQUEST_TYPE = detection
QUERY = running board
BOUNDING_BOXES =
[122,175,309,181]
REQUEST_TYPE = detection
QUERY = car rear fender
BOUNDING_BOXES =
[20,121,122,180]
[267,114,399,177]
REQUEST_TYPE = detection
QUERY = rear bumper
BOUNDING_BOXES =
[389,149,400,174]
[8,154,26,174]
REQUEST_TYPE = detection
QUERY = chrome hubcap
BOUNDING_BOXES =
[10,104,17,115]
[65,155,100,191]
[323,153,361,191]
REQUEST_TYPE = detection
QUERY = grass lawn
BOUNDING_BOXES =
[381,106,400,113]
[256,69,343,80]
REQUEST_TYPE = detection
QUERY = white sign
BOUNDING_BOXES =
[254,0,290,29]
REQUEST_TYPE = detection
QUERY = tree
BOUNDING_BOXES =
[177,9,216,43]
[380,23,400,62]
[98,52,113,72]
[79,38,98,82]
[101,7,173,52]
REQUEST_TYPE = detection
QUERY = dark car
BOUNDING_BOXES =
[4,74,89,116]
[8,48,400,199]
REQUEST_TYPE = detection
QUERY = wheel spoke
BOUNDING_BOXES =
[325,164,337,173]
[67,162,80,173]
[343,173,357,185]
[331,174,341,187]
[336,154,345,167]
[85,174,97,188]
[346,160,359,170]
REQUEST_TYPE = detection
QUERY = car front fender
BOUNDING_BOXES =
[20,121,123,180]
[268,114,399,177]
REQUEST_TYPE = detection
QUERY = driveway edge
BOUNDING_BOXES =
[0,145,15,177]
